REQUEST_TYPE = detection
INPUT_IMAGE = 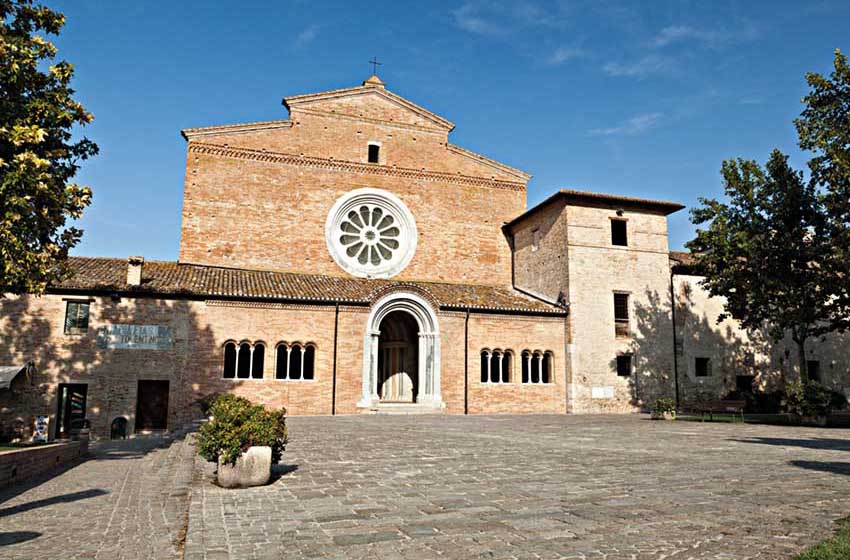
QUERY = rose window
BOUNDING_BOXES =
[326,188,417,278]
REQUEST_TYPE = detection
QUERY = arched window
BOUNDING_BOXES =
[480,349,512,384]
[223,342,237,379]
[237,342,252,379]
[521,350,530,383]
[222,341,264,380]
[521,349,554,384]
[502,350,513,383]
[290,344,303,379]
[251,343,265,379]
[542,351,553,384]
[275,342,317,380]
[303,345,316,380]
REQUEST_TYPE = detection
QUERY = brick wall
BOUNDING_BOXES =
[179,87,528,286]
[0,441,85,488]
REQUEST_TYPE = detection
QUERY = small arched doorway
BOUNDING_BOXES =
[358,291,442,410]
[377,310,418,402]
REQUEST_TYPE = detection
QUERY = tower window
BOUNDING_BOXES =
[611,219,628,246]
[616,355,632,377]
[695,357,711,377]
[614,293,630,337]
[368,144,380,163]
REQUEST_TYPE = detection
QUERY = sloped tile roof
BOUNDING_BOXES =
[52,257,564,315]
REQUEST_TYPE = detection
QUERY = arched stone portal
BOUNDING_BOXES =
[358,292,442,410]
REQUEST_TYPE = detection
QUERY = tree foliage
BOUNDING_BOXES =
[796,49,850,320]
[0,0,97,295]
[687,150,838,380]
[687,50,850,381]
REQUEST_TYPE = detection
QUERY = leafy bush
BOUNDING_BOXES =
[782,381,847,418]
[652,397,676,415]
[196,394,288,465]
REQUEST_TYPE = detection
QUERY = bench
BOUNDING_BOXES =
[697,400,747,422]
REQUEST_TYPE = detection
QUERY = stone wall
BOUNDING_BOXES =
[673,273,850,405]
[0,440,85,488]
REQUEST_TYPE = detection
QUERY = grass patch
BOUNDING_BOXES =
[795,515,850,560]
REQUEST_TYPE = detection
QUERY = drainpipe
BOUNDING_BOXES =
[670,271,681,409]
[464,308,470,415]
[331,302,339,415]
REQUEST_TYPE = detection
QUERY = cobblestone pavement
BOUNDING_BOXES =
[0,434,194,560]
[185,414,850,560]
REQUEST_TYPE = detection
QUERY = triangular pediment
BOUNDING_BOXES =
[283,82,455,132]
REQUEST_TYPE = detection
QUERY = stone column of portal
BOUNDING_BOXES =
[358,330,381,408]
[417,333,427,402]
[417,332,441,405]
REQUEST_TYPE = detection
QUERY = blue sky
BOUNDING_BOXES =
[51,0,849,258]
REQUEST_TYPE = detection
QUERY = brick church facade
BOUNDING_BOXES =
[2,75,848,439]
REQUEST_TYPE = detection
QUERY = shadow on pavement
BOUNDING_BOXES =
[0,531,42,546]
[730,437,850,452]
[0,488,108,519]
[790,460,850,476]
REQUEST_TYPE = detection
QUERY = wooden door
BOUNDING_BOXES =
[379,342,415,402]
[136,380,169,430]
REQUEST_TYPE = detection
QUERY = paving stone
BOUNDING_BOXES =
[184,414,850,559]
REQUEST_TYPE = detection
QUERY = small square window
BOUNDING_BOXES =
[64,301,90,334]
[616,355,632,377]
[531,228,540,252]
[695,357,711,377]
[807,360,821,383]
[611,219,628,246]
[368,144,380,163]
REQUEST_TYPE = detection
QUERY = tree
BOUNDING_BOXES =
[686,150,839,382]
[795,49,850,327]
[1,0,97,295]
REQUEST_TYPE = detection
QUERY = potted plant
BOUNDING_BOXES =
[782,380,846,427]
[196,394,288,488]
[651,397,676,420]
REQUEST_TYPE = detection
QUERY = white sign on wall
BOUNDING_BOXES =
[591,386,615,399]
[96,325,172,350]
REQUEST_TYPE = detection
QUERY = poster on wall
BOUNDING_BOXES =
[34,415,49,442]
[96,325,173,350]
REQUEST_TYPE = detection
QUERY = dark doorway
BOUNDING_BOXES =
[377,310,419,403]
[135,380,170,430]
[56,383,87,439]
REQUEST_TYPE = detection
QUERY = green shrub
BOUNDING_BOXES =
[196,394,288,465]
[782,381,847,418]
[652,397,676,415]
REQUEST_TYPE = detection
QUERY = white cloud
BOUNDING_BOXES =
[649,22,760,48]
[452,4,505,35]
[590,113,663,136]
[295,25,320,48]
[603,55,675,78]
[549,47,584,65]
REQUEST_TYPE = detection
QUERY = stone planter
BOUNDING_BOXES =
[651,411,676,421]
[217,446,272,488]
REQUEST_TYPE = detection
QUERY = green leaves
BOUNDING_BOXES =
[197,394,289,466]
[0,0,98,295]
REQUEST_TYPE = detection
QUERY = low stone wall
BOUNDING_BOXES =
[0,440,87,489]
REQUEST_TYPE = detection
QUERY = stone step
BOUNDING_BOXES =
[368,403,445,415]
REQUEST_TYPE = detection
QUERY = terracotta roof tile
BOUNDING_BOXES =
[53,257,564,315]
